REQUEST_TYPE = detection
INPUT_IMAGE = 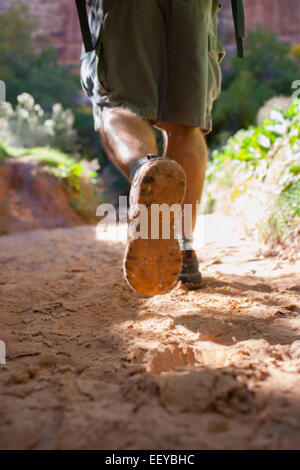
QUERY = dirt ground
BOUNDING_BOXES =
[0,214,299,450]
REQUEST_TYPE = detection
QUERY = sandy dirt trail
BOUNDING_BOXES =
[0,214,299,450]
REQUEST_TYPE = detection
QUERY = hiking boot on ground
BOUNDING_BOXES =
[178,249,202,289]
[123,154,186,297]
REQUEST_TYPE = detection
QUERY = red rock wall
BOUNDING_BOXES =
[0,0,82,64]
[1,0,300,64]
[219,0,300,51]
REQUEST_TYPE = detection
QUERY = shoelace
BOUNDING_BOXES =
[75,0,245,58]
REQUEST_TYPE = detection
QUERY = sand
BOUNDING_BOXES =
[0,214,299,449]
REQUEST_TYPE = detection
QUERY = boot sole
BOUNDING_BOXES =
[124,159,186,296]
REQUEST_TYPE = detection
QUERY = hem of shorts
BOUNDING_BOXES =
[93,102,158,130]
[158,111,213,134]
[92,102,213,134]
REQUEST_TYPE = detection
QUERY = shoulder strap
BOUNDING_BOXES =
[75,0,94,53]
[231,0,245,58]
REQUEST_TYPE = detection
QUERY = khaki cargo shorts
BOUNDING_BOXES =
[80,0,225,133]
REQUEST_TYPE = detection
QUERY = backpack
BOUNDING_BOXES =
[75,0,245,58]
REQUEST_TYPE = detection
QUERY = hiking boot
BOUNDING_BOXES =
[123,154,186,296]
[178,249,202,289]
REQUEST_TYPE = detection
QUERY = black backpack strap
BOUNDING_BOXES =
[231,0,245,58]
[75,0,94,53]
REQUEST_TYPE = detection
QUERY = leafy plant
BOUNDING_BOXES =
[206,98,300,244]
[0,140,9,164]
[211,27,300,145]
[0,2,108,169]
[0,93,79,153]
[0,2,79,112]
[291,43,300,59]
[0,139,103,222]
[0,139,98,187]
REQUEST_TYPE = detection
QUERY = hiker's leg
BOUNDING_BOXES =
[99,108,158,180]
[99,109,186,296]
[154,122,208,233]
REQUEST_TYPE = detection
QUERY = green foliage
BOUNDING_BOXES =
[257,96,293,125]
[264,181,300,238]
[211,27,300,143]
[0,2,78,113]
[0,2,106,167]
[17,48,79,113]
[0,138,102,221]
[0,1,36,61]
[0,140,9,164]
[0,2,112,214]
[0,139,97,189]
[206,98,300,242]
[291,43,300,59]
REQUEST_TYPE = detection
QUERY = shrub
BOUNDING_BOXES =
[256,96,293,125]
[0,2,108,167]
[291,43,300,59]
[0,93,79,153]
[205,98,300,245]
[0,2,79,112]
[211,27,300,146]
[0,139,103,222]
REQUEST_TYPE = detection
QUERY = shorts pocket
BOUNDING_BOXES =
[207,31,225,103]
[208,32,226,64]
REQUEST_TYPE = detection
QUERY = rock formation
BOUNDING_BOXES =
[0,0,299,63]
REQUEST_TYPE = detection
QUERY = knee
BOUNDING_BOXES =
[101,107,156,143]
[165,124,207,158]
[100,108,131,134]
[156,122,200,138]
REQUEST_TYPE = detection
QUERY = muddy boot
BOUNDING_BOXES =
[123,154,186,296]
[178,249,202,289]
